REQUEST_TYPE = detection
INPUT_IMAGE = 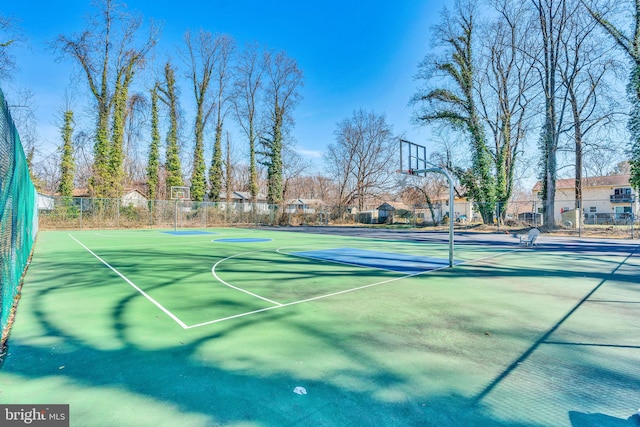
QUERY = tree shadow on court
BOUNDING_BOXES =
[1,280,537,426]
[3,235,639,426]
[569,412,640,426]
[0,241,558,425]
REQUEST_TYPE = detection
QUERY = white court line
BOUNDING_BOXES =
[70,236,521,331]
[188,267,434,329]
[211,251,283,306]
[68,234,189,329]
[188,246,523,329]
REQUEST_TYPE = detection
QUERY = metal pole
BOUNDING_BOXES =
[578,199,582,238]
[409,165,455,267]
[631,195,635,240]
[448,173,454,267]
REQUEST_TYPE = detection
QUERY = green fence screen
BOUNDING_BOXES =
[0,87,38,340]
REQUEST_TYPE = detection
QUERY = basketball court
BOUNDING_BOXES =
[1,225,638,426]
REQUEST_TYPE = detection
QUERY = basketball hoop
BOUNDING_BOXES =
[170,186,191,201]
[170,186,190,232]
[398,139,455,267]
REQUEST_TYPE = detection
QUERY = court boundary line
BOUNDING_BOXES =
[189,266,434,328]
[189,246,518,328]
[69,234,189,329]
[69,234,522,330]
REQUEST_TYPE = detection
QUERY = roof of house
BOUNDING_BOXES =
[71,188,91,197]
[70,188,148,198]
[230,191,267,201]
[532,174,631,191]
[286,198,325,205]
[122,189,148,199]
[378,201,410,210]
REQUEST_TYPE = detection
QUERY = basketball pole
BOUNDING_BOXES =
[174,198,178,231]
[402,165,455,268]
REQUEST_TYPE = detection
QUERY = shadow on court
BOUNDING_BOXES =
[1,229,639,426]
[2,270,530,426]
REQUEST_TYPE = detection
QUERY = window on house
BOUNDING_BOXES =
[589,206,596,213]
[615,187,632,195]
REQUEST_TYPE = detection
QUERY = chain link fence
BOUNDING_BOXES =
[0,88,38,341]
[37,195,639,238]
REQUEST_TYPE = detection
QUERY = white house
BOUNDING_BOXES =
[532,174,639,224]
[121,189,148,208]
[377,201,411,224]
[37,193,55,210]
[285,198,325,214]
[218,191,269,213]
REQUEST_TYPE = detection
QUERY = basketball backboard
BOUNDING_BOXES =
[399,139,428,176]
[170,186,191,201]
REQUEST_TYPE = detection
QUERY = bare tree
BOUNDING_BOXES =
[208,34,236,202]
[123,92,148,186]
[73,130,94,189]
[233,42,266,203]
[558,1,623,210]
[6,88,39,175]
[224,131,234,202]
[0,14,22,81]
[325,109,396,211]
[282,147,311,201]
[530,0,573,228]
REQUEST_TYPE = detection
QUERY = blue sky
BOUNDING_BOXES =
[2,0,447,167]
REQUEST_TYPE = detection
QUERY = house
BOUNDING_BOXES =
[377,202,411,224]
[412,194,477,224]
[285,198,325,214]
[121,189,148,208]
[532,174,639,224]
[71,188,148,207]
[37,192,55,210]
[218,191,269,213]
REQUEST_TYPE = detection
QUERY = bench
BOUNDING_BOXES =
[519,228,540,247]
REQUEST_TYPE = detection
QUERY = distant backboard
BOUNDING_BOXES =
[170,186,191,201]
[399,139,428,176]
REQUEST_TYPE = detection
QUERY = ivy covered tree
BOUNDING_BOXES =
[185,30,217,202]
[147,84,160,202]
[158,61,184,191]
[412,0,496,223]
[54,0,158,198]
[109,62,138,198]
[584,0,640,190]
[58,110,75,197]
[260,50,303,205]
[208,35,235,202]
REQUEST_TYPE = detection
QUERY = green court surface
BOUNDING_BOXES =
[1,228,639,426]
